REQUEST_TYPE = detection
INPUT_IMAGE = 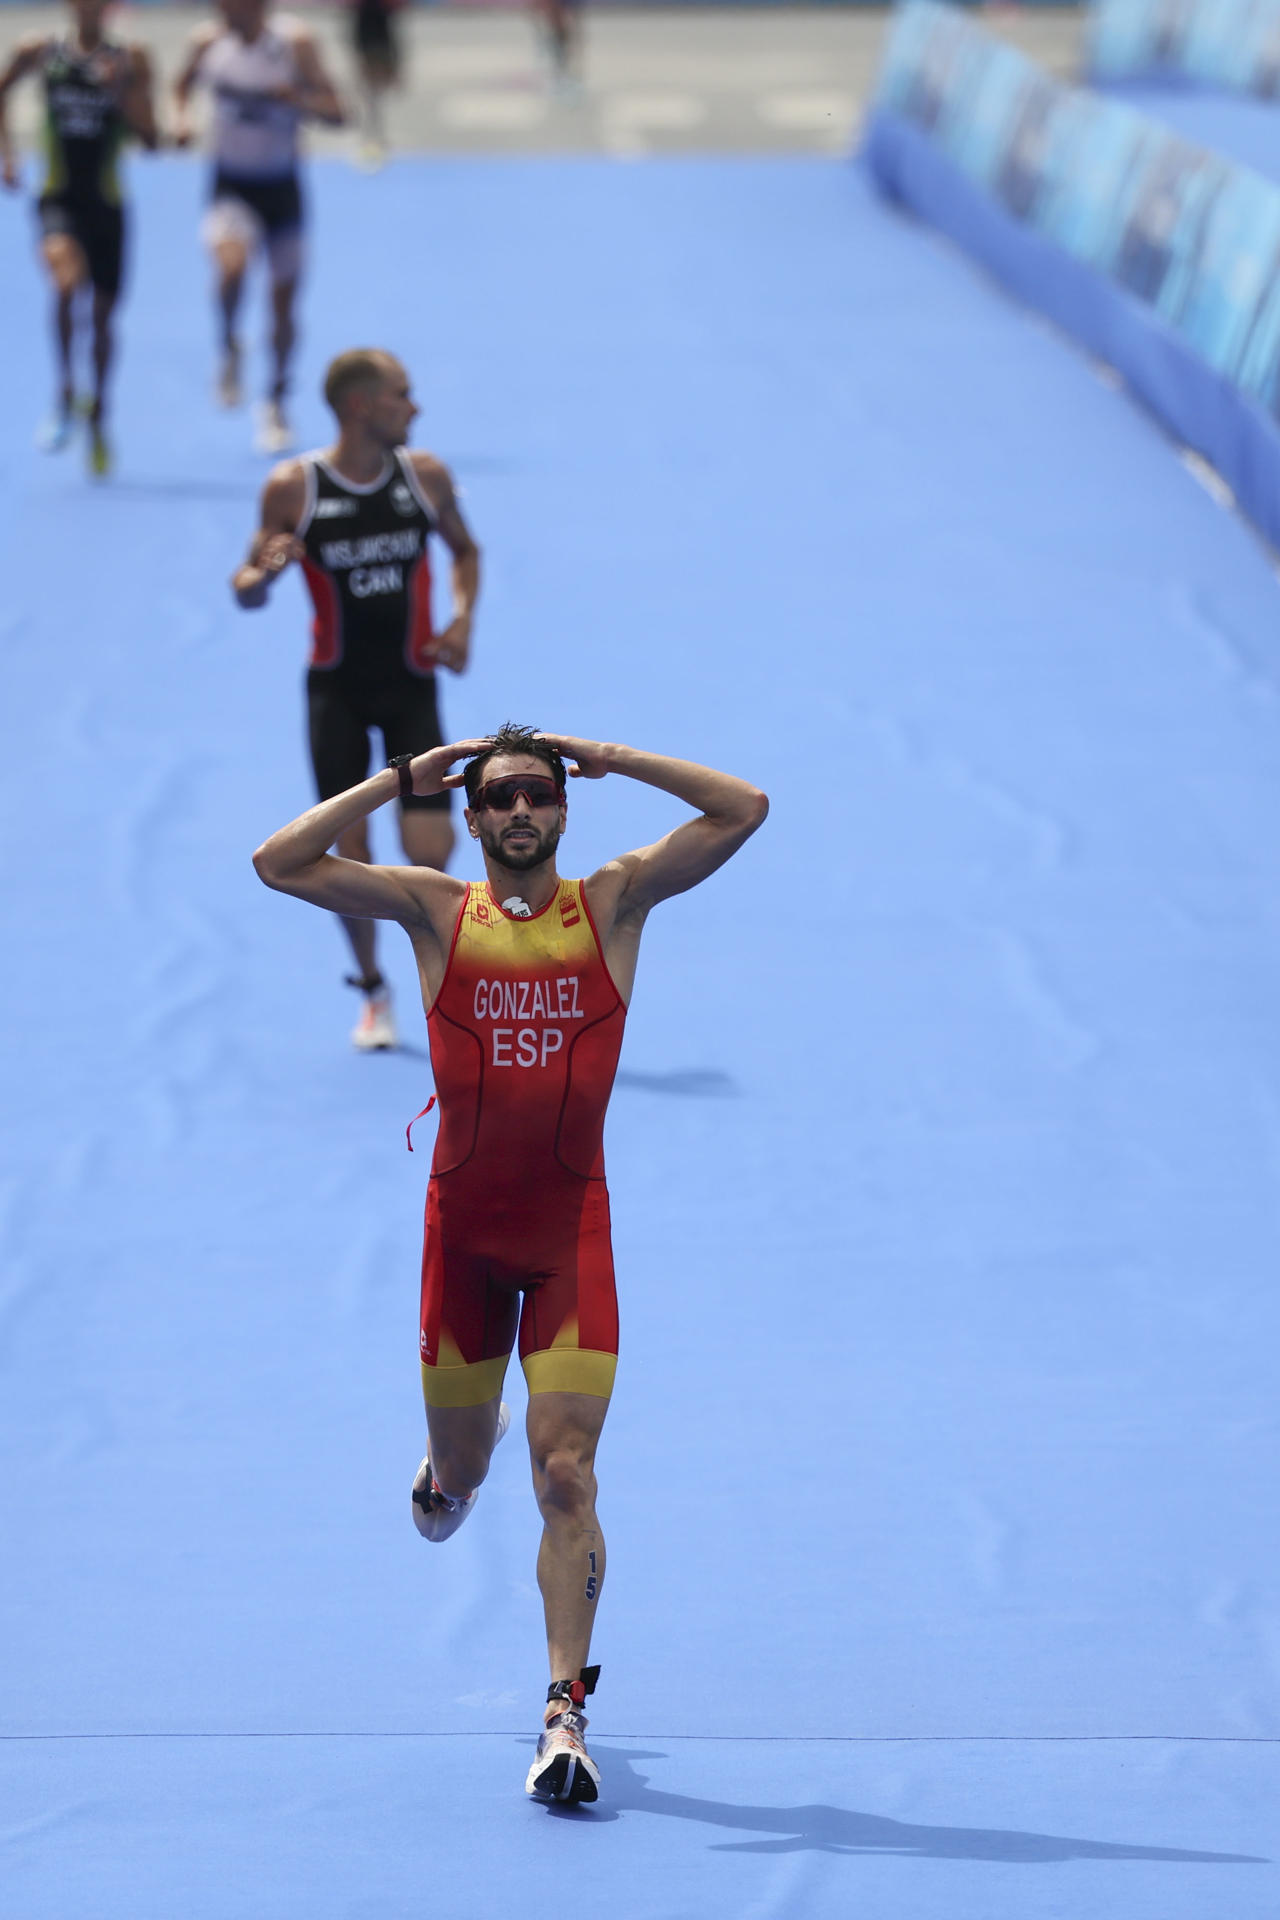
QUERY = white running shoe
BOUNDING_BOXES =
[253,398,293,455]
[217,343,243,409]
[411,1400,511,1542]
[35,409,74,453]
[351,986,397,1052]
[526,1708,601,1805]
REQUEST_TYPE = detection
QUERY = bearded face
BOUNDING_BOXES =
[474,807,563,872]
[465,755,567,873]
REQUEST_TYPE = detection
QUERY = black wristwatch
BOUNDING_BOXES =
[388,753,415,801]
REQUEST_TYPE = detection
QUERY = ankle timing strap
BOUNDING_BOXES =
[546,1665,600,1710]
[344,972,385,995]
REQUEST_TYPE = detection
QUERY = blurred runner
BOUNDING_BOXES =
[0,0,158,476]
[346,0,402,170]
[173,0,344,454]
[532,0,582,86]
[232,348,480,1049]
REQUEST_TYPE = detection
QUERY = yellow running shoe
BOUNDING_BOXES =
[87,420,112,479]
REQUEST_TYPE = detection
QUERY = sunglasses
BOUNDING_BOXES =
[471,774,564,812]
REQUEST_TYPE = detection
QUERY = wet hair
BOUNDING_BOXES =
[463,725,566,803]
[322,348,396,418]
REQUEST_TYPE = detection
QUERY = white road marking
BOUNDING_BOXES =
[1180,447,1235,509]
[602,131,649,160]
[756,90,858,132]
[599,91,707,131]
[438,91,549,131]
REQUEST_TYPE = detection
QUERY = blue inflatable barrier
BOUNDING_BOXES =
[1089,0,1280,96]
[864,0,1280,551]
[1101,86,1280,188]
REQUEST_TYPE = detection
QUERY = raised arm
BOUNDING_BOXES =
[287,30,345,127]
[543,735,769,916]
[252,738,491,922]
[120,45,160,152]
[172,24,215,145]
[231,460,307,608]
[409,452,481,673]
[0,38,46,188]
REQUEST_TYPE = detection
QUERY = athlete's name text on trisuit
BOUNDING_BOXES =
[317,528,422,599]
[472,974,584,1068]
[317,529,421,571]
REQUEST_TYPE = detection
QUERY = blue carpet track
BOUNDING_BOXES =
[0,153,1277,1916]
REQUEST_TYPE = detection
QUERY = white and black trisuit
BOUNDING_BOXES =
[191,17,308,285]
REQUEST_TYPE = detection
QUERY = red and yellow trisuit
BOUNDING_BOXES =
[418,877,625,1409]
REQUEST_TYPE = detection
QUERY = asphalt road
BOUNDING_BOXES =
[1,5,1086,156]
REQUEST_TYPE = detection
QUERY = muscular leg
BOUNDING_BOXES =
[358,54,392,150]
[214,235,248,351]
[334,819,379,982]
[40,234,87,415]
[308,684,386,990]
[426,1393,506,1501]
[527,1391,609,1691]
[52,285,76,408]
[534,0,578,75]
[213,236,248,401]
[89,288,117,426]
[399,807,455,873]
[268,274,298,406]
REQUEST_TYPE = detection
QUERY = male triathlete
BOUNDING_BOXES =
[233,348,480,1050]
[0,0,158,475]
[532,0,581,86]
[174,0,343,453]
[345,0,402,169]
[252,724,768,1804]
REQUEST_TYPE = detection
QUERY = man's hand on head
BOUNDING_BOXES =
[536,734,611,779]
[411,738,495,797]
